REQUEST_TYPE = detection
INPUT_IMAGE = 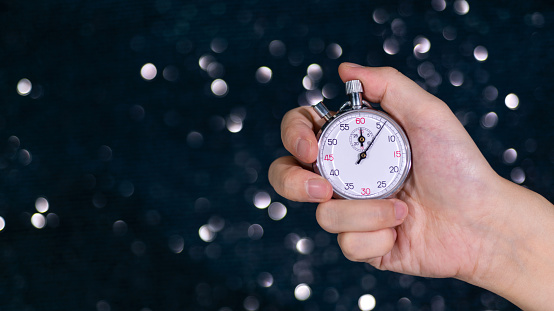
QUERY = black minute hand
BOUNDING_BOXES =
[356,121,387,165]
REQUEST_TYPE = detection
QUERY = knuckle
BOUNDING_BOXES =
[267,160,280,186]
[280,168,296,194]
[315,204,336,232]
[280,165,306,201]
[267,157,299,200]
[280,111,297,146]
[280,107,315,152]
[382,66,400,77]
[338,234,365,262]
[280,128,294,152]
[373,205,393,226]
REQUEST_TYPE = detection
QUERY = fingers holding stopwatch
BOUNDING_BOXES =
[269,156,333,202]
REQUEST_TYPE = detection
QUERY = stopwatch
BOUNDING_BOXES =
[312,80,411,199]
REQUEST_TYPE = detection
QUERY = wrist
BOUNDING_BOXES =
[462,177,554,310]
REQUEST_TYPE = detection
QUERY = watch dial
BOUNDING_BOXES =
[316,109,411,199]
[349,127,373,152]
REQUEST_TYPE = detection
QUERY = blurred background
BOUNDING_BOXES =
[1,0,553,310]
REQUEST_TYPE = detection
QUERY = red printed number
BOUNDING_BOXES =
[394,151,401,158]
[324,154,334,161]
[361,188,371,195]
[355,118,365,124]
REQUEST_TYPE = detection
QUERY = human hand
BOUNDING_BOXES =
[269,63,554,310]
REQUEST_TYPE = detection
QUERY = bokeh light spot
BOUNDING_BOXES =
[248,224,264,240]
[480,112,498,129]
[140,63,157,80]
[296,238,314,254]
[46,213,60,228]
[326,43,342,59]
[413,36,431,57]
[473,46,488,61]
[257,272,274,288]
[483,86,498,101]
[168,235,185,253]
[383,38,399,55]
[253,191,271,209]
[17,78,32,96]
[211,79,228,97]
[454,0,469,15]
[226,117,243,133]
[199,55,215,71]
[294,283,312,301]
[269,40,286,57]
[503,148,517,164]
[199,225,216,242]
[35,197,49,213]
[268,202,287,220]
[211,37,228,53]
[431,0,446,11]
[19,149,32,166]
[113,220,128,236]
[187,131,204,149]
[302,76,314,90]
[163,65,179,81]
[256,66,272,83]
[31,213,46,229]
[358,294,377,311]
[505,93,519,110]
[307,63,323,81]
[322,83,338,99]
[511,167,525,184]
[372,8,389,24]
[449,70,464,87]
[243,296,260,311]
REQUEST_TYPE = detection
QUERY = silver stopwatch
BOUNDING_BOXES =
[312,80,411,199]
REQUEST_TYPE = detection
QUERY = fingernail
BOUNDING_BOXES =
[394,201,408,220]
[296,139,311,160]
[306,179,330,200]
[344,62,365,68]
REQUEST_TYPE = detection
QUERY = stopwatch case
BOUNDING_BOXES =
[313,107,412,200]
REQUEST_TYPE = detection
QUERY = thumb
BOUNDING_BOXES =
[338,63,454,129]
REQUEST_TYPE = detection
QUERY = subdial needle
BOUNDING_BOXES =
[358,129,365,148]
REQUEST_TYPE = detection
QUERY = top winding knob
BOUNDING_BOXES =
[345,80,363,95]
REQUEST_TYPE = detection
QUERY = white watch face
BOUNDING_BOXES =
[316,109,411,199]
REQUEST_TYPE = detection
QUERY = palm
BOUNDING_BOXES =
[376,110,499,279]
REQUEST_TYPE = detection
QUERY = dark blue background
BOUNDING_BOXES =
[1,0,553,310]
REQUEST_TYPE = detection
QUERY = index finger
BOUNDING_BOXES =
[281,106,325,163]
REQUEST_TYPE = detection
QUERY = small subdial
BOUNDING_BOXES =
[349,127,374,152]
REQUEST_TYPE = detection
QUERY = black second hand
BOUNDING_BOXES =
[356,121,387,165]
